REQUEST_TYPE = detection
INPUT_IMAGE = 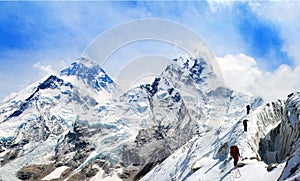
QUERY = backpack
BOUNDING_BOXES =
[230,146,239,157]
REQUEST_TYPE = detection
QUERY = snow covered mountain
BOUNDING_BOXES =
[142,93,300,181]
[0,55,202,180]
[0,52,299,181]
[0,57,116,180]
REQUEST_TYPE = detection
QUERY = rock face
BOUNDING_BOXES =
[120,79,197,180]
[54,121,96,170]
[16,164,55,181]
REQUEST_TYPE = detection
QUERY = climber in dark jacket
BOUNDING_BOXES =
[246,105,250,114]
[243,119,248,132]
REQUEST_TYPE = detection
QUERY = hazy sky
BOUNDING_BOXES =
[1,1,300,102]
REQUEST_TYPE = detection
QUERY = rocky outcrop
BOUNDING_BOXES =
[16,164,55,181]
[53,121,96,169]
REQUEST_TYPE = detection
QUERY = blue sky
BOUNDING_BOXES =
[1,1,300,102]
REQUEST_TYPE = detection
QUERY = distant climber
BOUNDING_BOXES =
[246,105,250,114]
[243,119,248,132]
[230,146,240,167]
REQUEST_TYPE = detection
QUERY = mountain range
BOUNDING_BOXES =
[0,52,299,181]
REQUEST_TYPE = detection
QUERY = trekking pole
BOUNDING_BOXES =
[235,168,241,178]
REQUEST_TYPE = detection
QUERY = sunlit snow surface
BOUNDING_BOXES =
[42,166,69,180]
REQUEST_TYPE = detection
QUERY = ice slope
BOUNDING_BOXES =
[142,93,300,181]
[275,92,300,180]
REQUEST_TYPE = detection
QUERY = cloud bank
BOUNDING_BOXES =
[218,54,300,102]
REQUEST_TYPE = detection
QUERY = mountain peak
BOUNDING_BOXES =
[60,57,100,76]
[60,57,114,92]
[75,57,97,68]
[163,55,219,94]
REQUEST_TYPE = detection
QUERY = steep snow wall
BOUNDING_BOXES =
[258,92,300,180]
[142,92,300,181]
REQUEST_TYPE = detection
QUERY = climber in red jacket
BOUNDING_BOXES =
[230,145,240,167]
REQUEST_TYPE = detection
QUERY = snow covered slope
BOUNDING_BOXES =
[142,93,300,181]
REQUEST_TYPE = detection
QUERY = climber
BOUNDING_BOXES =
[246,105,250,114]
[243,119,248,132]
[230,146,240,167]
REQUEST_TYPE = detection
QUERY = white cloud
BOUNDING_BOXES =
[217,54,300,102]
[207,0,235,13]
[250,1,300,65]
[33,62,55,76]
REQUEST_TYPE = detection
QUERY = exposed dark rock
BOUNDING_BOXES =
[17,171,33,180]
[16,164,54,181]
[267,163,278,171]
[38,75,64,90]
[54,121,96,170]
[86,168,98,178]
[118,172,130,179]
[172,92,181,102]
[0,149,19,166]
